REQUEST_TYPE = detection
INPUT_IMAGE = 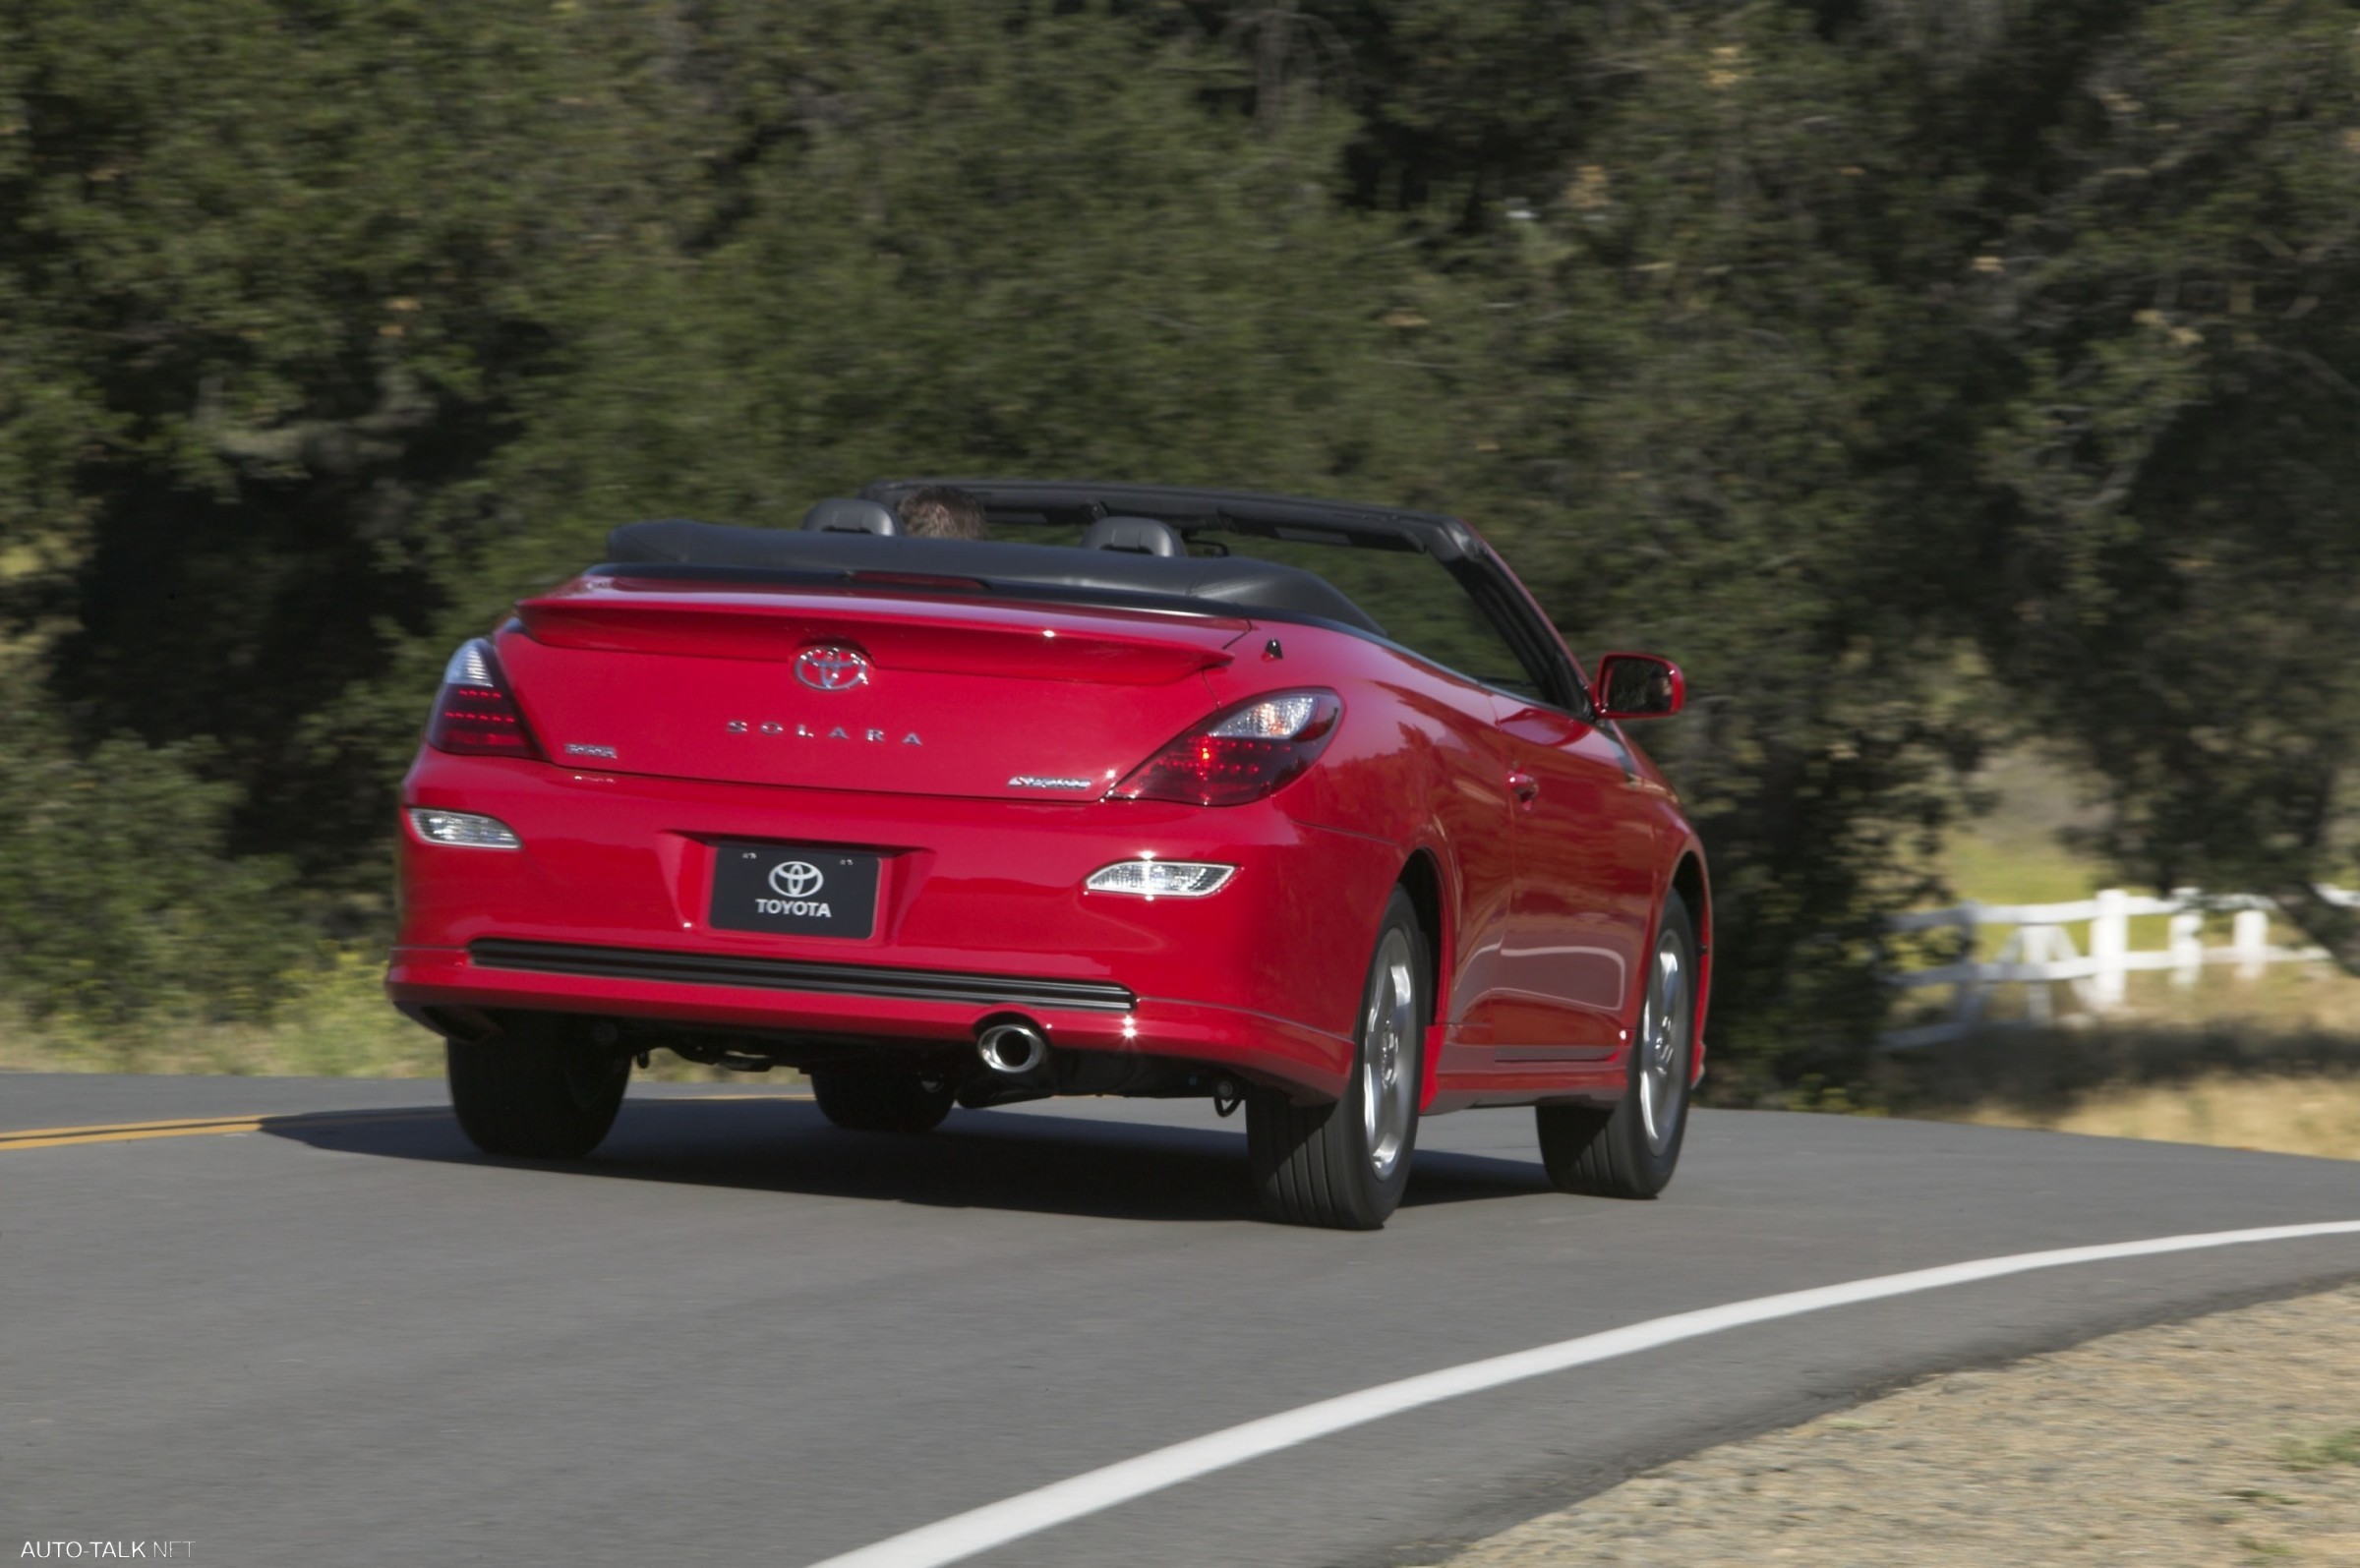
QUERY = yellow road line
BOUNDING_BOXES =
[0,1109,449,1151]
[9,1111,293,1135]
[4,1122,274,1150]
[0,1092,812,1152]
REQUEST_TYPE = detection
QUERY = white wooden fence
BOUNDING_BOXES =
[1880,887,2358,1049]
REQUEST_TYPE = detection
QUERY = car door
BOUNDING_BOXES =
[1410,554,1658,1066]
[1417,677,1522,1078]
[1282,534,1653,1081]
[1488,698,1658,1058]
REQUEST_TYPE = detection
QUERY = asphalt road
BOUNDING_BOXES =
[7,1072,2360,1568]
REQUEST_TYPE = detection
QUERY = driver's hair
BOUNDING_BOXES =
[897,486,988,541]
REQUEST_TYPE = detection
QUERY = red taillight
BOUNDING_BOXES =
[426,638,543,760]
[1107,690,1341,806]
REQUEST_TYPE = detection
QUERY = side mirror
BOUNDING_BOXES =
[1591,653,1684,721]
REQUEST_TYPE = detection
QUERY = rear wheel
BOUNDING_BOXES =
[1248,887,1427,1230]
[446,1020,630,1159]
[809,1065,958,1133]
[1536,892,1696,1198]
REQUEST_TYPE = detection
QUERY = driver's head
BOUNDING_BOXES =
[898,487,988,541]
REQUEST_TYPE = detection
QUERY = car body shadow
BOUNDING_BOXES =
[260,1096,1555,1224]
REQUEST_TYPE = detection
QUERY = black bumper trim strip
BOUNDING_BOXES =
[466,939,1137,1014]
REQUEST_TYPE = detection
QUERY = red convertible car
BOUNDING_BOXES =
[387,480,1708,1228]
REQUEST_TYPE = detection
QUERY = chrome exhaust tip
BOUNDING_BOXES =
[976,1021,1049,1076]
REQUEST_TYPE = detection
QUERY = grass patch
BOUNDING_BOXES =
[1871,965,2360,1160]
[1921,743,2344,976]
[1946,1072,2360,1161]
[1875,746,2360,1161]
[1874,1000,2360,1160]
[0,947,442,1076]
[2280,1429,2360,1473]
[0,946,753,1082]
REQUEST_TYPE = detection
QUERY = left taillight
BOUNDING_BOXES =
[1107,689,1342,806]
[425,638,543,760]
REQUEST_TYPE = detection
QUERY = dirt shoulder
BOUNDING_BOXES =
[1949,1073,2360,1162]
[1432,1284,2360,1567]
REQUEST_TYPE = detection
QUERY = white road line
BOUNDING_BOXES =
[803,1218,2360,1568]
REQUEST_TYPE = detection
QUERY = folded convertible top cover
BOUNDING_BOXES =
[598,520,1384,635]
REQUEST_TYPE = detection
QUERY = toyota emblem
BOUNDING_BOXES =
[795,645,871,692]
[768,861,826,899]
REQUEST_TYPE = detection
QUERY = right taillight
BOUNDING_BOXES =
[425,638,543,760]
[1106,690,1341,806]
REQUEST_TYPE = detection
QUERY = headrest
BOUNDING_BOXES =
[1079,516,1183,556]
[800,497,901,536]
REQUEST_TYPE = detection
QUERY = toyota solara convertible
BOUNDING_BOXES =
[386,479,1709,1228]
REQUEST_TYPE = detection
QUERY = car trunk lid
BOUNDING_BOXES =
[498,575,1245,799]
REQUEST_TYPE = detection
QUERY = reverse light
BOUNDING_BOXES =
[426,638,543,760]
[1106,689,1342,807]
[407,808,522,849]
[1084,860,1238,899]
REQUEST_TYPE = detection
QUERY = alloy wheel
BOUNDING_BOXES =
[1361,927,1419,1182]
[1635,935,1689,1155]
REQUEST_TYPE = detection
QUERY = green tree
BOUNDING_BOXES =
[1954,0,2360,958]
[0,0,611,872]
[1338,0,2360,1077]
[307,0,1463,817]
[0,700,299,1023]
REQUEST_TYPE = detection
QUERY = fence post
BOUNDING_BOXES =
[1950,900,1984,1029]
[2232,908,2270,979]
[2168,910,2204,989]
[2023,926,2056,1022]
[2091,888,2129,1010]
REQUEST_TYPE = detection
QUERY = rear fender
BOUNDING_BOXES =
[1653,842,1712,1085]
[1394,844,1453,1113]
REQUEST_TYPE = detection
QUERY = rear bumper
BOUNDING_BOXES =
[391,752,1395,1097]
[387,942,1353,1096]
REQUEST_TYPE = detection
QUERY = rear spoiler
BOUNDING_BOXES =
[518,582,1242,686]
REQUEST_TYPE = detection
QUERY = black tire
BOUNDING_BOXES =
[446,1020,630,1159]
[1247,887,1427,1230]
[809,1065,958,1133]
[1536,892,1697,1198]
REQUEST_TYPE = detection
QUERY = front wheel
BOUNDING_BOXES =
[447,1020,630,1159]
[1535,891,1697,1199]
[1247,887,1427,1230]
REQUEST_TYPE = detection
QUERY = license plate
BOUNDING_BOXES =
[709,843,880,939]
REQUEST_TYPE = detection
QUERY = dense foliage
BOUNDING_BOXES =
[3,0,2355,1084]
